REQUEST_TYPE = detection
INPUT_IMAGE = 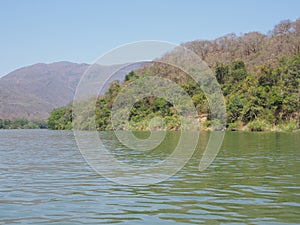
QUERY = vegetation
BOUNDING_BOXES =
[48,19,300,132]
[183,19,300,72]
[0,118,47,129]
[48,54,299,132]
[48,104,73,130]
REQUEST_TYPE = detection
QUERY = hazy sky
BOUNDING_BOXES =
[0,0,299,77]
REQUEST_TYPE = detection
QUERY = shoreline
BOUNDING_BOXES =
[1,126,299,133]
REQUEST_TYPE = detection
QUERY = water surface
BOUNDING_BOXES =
[0,130,299,224]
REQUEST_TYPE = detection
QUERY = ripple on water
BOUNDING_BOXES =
[0,130,299,224]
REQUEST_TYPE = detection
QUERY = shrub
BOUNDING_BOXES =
[279,120,298,132]
[247,119,269,132]
[228,121,243,131]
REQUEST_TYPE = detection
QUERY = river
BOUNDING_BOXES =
[0,129,299,224]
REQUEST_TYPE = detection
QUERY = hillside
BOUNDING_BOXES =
[48,19,300,132]
[183,19,300,71]
[0,62,89,119]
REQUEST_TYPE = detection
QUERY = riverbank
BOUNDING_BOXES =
[1,118,299,133]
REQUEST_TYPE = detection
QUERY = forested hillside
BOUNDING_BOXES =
[48,19,300,132]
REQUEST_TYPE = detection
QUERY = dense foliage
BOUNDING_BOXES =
[47,105,73,130]
[48,20,300,132]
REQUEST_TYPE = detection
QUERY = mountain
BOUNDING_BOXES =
[0,61,150,120]
[0,62,89,119]
[47,19,299,132]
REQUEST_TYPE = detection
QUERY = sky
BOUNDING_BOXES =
[0,0,299,77]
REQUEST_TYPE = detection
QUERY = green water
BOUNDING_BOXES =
[0,130,299,224]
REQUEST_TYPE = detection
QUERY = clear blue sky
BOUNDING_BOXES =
[0,0,299,77]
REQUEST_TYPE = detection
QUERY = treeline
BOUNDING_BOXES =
[48,20,300,132]
[0,118,48,129]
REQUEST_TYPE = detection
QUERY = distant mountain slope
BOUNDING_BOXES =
[0,61,149,120]
[0,62,89,119]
